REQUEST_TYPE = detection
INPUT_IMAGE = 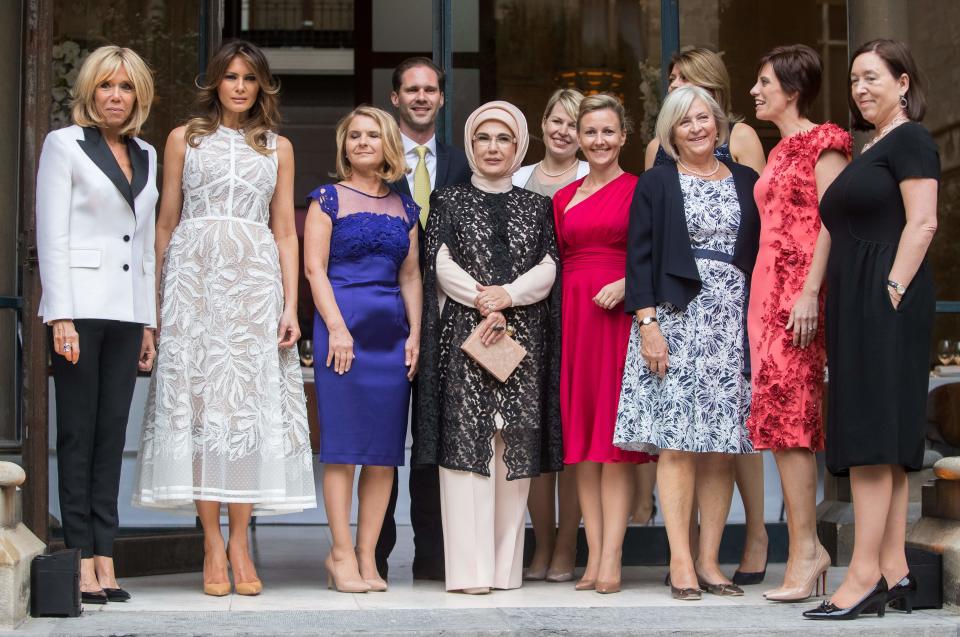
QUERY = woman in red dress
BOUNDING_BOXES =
[747,45,850,601]
[553,94,654,593]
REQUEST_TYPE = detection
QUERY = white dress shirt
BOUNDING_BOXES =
[402,132,438,193]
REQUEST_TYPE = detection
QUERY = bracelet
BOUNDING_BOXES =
[639,316,658,326]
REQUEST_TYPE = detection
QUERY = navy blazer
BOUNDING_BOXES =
[625,159,760,314]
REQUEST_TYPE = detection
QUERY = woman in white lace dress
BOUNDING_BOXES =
[134,41,316,596]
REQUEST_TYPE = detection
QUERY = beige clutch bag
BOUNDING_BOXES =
[460,324,527,383]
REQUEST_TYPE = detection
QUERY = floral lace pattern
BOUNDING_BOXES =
[746,123,851,451]
[134,126,316,514]
[615,175,753,454]
[308,183,418,266]
[415,184,563,480]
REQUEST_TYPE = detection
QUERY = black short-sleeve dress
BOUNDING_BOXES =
[818,122,940,476]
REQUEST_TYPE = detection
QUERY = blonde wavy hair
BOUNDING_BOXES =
[670,46,742,123]
[185,40,280,156]
[71,45,154,137]
[334,106,408,183]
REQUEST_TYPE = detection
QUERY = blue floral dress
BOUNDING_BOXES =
[308,183,419,466]
[614,174,753,454]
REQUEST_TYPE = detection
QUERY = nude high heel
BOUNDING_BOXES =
[765,545,832,602]
[203,548,231,596]
[325,555,371,593]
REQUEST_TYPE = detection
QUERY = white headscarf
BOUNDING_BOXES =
[464,100,530,193]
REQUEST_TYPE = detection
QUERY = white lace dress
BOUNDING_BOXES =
[614,174,753,454]
[134,126,317,514]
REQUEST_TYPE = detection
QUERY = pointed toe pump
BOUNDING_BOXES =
[802,578,888,620]
[765,545,832,603]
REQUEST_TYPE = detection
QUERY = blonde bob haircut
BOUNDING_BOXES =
[71,45,154,138]
[334,105,408,183]
[655,86,730,161]
[670,46,741,123]
[542,88,584,123]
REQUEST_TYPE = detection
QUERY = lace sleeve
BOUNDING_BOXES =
[399,192,420,230]
[306,184,339,221]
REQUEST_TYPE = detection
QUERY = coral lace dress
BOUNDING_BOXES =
[746,123,850,451]
[553,173,654,464]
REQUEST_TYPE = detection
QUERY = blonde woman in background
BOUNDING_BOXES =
[641,45,769,587]
[513,88,588,583]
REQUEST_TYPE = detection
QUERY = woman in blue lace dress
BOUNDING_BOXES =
[304,106,422,593]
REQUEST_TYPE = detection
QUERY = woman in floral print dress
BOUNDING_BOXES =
[746,45,849,601]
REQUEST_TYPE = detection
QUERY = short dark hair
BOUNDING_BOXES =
[848,39,927,131]
[757,44,822,118]
[391,57,444,93]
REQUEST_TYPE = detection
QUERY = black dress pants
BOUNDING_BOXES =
[375,384,445,579]
[50,319,142,559]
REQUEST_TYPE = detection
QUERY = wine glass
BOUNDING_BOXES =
[937,340,952,366]
[299,339,314,368]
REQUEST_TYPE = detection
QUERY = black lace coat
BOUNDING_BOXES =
[414,183,563,480]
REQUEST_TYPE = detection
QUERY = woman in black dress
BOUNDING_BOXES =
[804,39,939,621]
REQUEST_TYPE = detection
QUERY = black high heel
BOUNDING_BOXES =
[802,578,888,620]
[733,546,769,586]
[886,573,917,613]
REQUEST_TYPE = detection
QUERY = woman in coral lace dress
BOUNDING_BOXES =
[746,45,850,601]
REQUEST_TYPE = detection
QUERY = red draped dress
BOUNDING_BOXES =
[553,173,655,464]
[746,123,851,450]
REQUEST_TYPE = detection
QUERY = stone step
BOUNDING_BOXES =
[6,606,960,636]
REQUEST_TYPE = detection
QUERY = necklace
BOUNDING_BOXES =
[538,159,578,178]
[677,158,721,178]
[862,111,909,153]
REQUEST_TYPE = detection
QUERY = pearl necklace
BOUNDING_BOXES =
[862,111,910,153]
[538,159,578,178]
[677,158,721,178]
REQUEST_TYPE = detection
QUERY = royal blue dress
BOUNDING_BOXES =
[308,183,419,466]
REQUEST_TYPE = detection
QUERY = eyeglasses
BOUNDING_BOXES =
[472,133,517,148]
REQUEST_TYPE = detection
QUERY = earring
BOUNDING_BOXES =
[899,94,908,108]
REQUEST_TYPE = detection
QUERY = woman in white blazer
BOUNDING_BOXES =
[36,45,158,605]
[512,89,588,584]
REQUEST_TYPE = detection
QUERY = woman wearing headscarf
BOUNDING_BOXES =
[415,101,563,595]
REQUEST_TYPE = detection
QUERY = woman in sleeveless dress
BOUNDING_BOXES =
[746,45,850,602]
[642,46,768,585]
[511,89,588,583]
[134,41,316,597]
[554,94,654,594]
[304,106,421,593]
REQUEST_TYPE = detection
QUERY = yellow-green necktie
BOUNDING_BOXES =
[413,145,431,228]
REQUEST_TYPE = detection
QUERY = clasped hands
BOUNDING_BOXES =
[474,284,510,346]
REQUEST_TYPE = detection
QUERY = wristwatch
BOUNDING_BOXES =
[887,280,906,296]
[639,316,658,326]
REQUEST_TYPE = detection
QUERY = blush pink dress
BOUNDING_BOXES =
[553,173,655,465]
[746,123,851,451]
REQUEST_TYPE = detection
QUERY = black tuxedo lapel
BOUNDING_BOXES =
[128,138,149,205]
[77,127,136,213]
[435,141,452,189]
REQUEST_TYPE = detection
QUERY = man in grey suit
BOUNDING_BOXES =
[377,56,471,580]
